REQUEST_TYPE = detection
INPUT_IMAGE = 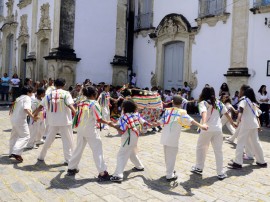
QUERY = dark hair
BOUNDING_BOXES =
[258,85,267,95]
[172,95,183,105]
[199,86,216,107]
[24,78,31,85]
[240,84,250,93]
[21,85,33,95]
[220,83,229,91]
[122,100,137,113]
[36,88,45,96]
[244,88,257,103]
[54,78,66,87]
[82,85,97,98]
[221,94,231,104]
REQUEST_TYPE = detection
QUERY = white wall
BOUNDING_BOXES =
[74,0,117,84]
[133,0,234,98]
[247,11,270,94]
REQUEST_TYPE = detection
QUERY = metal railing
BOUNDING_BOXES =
[198,0,226,18]
[134,12,153,30]
[253,0,270,7]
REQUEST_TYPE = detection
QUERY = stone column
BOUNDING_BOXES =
[111,0,132,86]
[24,0,38,80]
[44,0,80,88]
[224,0,250,94]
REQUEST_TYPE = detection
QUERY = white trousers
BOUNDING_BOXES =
[195,131,224,175]
[28,120,46,147]
[221,116,235,135]
[101,106,110,127]
[234,128,266,165]
[38,125,75,163]
[163,145,178,179]
[68,130,107,173]
[113,133,144,178]
[9,124,30,155]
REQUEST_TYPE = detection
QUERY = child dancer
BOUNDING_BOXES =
[67,86,112,180]
[9,86,37,162]
[156,95,208,181]
[110,99,150,182]
[34,78,76,164]
[228,85,267,169]
[27,88,46,149]
[191,86,236,180]
[97,84,111,130]
[220,94,238,136]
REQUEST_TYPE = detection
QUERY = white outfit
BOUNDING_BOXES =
[38,89,75,163]
[9,95,32,155]
[195,100,227,175]
[112,112,145,178]
[98,91,111,128]
[221,103,235,135]
[28,97,46,147]
[68,100,107,173]
[159,107,194,179]
[234,97,266,165]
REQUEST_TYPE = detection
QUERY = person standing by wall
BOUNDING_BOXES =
[10,73,21,102]
[1,73,10,101]
[257,85,269,127]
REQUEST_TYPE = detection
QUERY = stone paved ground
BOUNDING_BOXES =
[0,107,270,202]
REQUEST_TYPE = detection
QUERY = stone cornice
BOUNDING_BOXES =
[250,5,270,14]
[195,12,230,27]
[17,0,32,9]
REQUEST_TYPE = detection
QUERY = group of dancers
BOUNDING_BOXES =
[8,78,267,183]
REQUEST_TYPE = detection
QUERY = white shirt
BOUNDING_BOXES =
[198,100,227,132]
[40,89,74,126]
[183,86,190,92]
[10,78,20,87]
[159,108,194,147]
[238,97,260,129]
[232,96,239,106]
[10,95,32,126]
[75,100,103,136]
[257,93,269,104]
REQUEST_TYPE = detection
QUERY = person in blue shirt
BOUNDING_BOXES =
[1,73,10,101]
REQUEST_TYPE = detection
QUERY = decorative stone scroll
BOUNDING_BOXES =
[17,0,32,9]
[39,3,51,30]
[19,14,28,36]
[6,0,14,22]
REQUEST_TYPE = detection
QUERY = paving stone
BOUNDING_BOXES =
[10,181,28,193]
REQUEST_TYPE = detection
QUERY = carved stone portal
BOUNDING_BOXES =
[153,14,199,89]
[19,14,28,36]
[39,3,51,30]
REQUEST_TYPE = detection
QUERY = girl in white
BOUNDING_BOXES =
[9,86,37,162]
[192,87,236,180]
[67,86,112,180]
[220,94,238,136]
[27,88,46,149]
[110,99,149,182]
[257,85,269,127]
[228,85,267,169]
[97,84,111,130]
[157,95,208,181]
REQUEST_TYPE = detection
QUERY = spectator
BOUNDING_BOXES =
[10,73,21,102]
[219,82,230,97]
[1,73,10,101]
[257,85,269,127]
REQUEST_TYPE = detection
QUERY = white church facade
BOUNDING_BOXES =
[0,0,270,97]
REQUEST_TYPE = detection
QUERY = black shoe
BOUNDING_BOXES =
[166,174,178,182]
[110,176,123,182]
[191,166,203,174]
[98,171,111,181]
[67,169,79,176]
[227,161,242,169]
[152,128,157,132]
[63,162,68,166]
[256,162,267,168]
[132,167,144,172]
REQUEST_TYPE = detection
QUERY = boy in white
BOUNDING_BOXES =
[110,100,149,182]
[9,86,37,162]
[27,88,46,149]
[67,86,112,180]
[192,87,236,180]
[228,85,267,169]
[34,78,76,164]
[157,95,208,181]
[97,84,111,130]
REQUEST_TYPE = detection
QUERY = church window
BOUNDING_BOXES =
[135,0,153,30]
[0,0,4,16]
[199,0,226,18]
